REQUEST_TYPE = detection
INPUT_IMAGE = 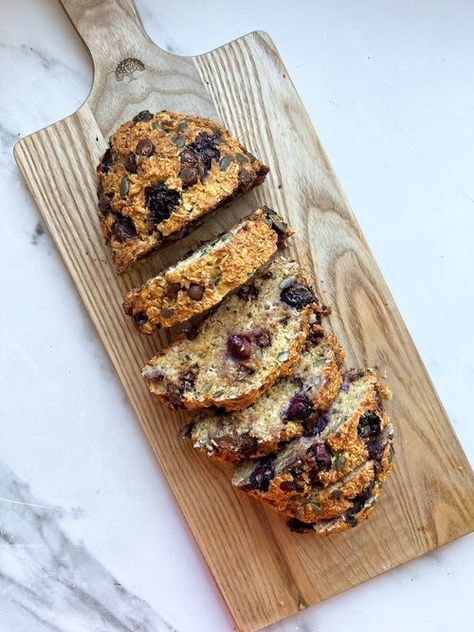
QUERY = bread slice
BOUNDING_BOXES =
[278,422,394,522]
[186,326,344,462]
[232,369,392,511]
[286,479,384,535]
[96,110,269,273]
[142,257,322,412]
[123,207,292,334]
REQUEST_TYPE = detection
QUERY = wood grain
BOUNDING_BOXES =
[14,2,474,630]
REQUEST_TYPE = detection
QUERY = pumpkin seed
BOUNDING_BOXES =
[235,153,248,164]
[229,393,238,400]
[152,121,162,131]
[278,277,294,290]
[213,390,224,398]
[172,135,186,148]
[334,452,346,471]
[218,155,232,171]
[254,347,263,359]
[200,383,212,394]
[366,495,376,508]
[178,120,188,132]
[306,501,321,514]
[119,176,129,198]
[277,351,289,362]
[160,308,174,318]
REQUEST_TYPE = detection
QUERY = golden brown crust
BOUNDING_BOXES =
[123,208,293,333]
[142,258,322,412]
[187,326,344,462]
[96,110,269,273]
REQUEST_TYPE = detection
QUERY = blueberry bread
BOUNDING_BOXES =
[186,326,344,462]
[123,207,292,333]
[232,369,392,512]
[96,110,269,273]
[142,257,322,412]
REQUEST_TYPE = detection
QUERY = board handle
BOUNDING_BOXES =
[59,0,170,70]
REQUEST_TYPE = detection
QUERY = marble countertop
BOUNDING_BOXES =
[1,1,473,630]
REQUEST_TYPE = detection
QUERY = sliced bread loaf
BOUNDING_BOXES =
[142,257,322,412]
[123,207,292,333]
[96,109,269,273]
[186,326,344,462]
[232,369,392,511]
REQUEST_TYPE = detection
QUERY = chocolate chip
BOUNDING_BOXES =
[112,214,136,242]
[133,110,153,122]
[133,312,148,327]
[253,328,271,348]
[135,139,155,156]
[125,153,137,173]
[188,284,205,301]
[99,147,114,173]
[237,283,259,301]
[179,165,198,189]
[98,193,113,214]
[237,168,253,191]
[165,283,181,301]
[280,281,316,309]
[145,184,181,224]
[287,518,314,534]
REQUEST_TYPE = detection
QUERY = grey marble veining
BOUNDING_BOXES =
[0,461,175,632]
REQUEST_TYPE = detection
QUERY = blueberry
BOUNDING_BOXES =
[285,395,313,421]
[358,411,381,439]
[227,334,252,360]
[188,132,220,173]
[248,457,275,492]
[144,184,181,224]
[280,281,316,309]
[367,438,384,461]
[308,442,332,471]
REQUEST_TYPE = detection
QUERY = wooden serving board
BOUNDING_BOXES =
[14,1,474,630]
